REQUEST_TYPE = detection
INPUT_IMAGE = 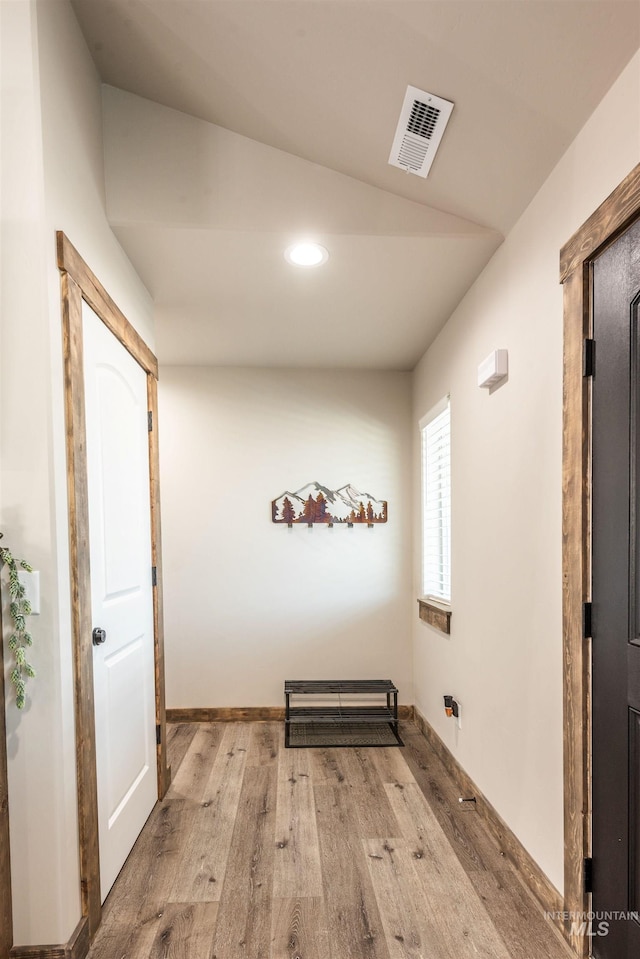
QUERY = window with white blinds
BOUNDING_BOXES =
[420,397,451,602]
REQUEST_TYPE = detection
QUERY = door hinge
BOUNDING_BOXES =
[583,339,596,378]
[156,723,162,746]
[148,410,153,432]
[584,857,593,894]
[152,566,157,587]
[583,601,593,639]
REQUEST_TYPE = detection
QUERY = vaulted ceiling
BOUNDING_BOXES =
[71,0,640,368]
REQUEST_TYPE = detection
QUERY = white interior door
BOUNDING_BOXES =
[82,300,157,901]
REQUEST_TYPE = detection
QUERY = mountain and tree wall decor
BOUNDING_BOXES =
[272,482,388,526]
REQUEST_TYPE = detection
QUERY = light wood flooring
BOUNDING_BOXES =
[86,721,573,959]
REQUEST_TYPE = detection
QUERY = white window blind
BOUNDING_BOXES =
[420,398,451,602]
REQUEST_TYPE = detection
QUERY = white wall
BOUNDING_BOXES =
[159,368,413,708]
[412,50,640,896]
[1,0,153,945]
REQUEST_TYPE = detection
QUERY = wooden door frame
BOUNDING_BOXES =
[58,232,170,939]
[561,163,640,957]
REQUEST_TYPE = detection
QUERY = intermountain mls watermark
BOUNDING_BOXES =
[545,910,640,938]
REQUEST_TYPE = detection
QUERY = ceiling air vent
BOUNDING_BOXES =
[389,85,454,178]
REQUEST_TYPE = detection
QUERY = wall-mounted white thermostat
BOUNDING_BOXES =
[477,349,508,389]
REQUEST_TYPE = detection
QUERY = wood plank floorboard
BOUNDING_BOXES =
[400,723,508,873]
[363,838,437,959]
[273,747,323,898]
[370,745,417,786]
[150,902,219,959]
[314,784,391,959]
[210,765,276,959]
[384,783,513,959]
[247,721,281,767]
[398,724,572,957]
[168,723,251,902]
[166,722,198,775]
[270,897,331,959]
[86,720,573,959]
[308,746,373,787]
[100,723,225,928]
[348,781,403,840]
[470,868,573,959]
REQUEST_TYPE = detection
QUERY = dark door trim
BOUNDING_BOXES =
[561,162,640,957]
[57,232,170,939]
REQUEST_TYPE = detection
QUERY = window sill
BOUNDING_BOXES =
[417,598,451,635]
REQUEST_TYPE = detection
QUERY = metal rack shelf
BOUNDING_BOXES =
[284,679,402,748]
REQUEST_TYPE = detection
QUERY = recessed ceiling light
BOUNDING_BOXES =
[284,242,329,267]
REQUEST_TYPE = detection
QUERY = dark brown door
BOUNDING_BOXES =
[592,216,640,958]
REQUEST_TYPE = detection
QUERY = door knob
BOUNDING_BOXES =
[92,627,107,646]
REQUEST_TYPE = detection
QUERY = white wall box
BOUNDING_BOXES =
[477,349,509,389]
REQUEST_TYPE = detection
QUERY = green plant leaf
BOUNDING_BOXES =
[1,547,36,707]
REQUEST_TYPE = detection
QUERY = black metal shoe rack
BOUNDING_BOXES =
[284,679,402,747]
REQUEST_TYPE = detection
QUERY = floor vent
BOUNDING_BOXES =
[389,85,454,178]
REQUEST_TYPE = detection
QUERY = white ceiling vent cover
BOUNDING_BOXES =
[389,85,454,178]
